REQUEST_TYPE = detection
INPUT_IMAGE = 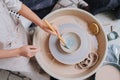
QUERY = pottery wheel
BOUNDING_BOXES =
[49,23,91,64]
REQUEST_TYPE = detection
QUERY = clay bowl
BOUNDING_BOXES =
[60,32,81,54]
[33,8,108,80]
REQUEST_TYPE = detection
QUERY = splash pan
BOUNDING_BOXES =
[33,8,107,80]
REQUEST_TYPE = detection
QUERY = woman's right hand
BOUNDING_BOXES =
[18,45,38,58]
[40,20,59,36]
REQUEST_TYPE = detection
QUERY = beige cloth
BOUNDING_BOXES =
[0,0,49,80]
[0,0,29,72]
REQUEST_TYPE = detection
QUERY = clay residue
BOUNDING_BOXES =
[75,52,98,69]
[49,15,89,31]
[49,15,99,69]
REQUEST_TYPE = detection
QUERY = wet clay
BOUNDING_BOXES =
[49,15,99,68]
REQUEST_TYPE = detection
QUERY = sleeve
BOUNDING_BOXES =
[4,0,22,12]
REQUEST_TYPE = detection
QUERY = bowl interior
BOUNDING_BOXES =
[60,32,81,53]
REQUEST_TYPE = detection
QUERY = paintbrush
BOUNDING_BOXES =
[44,20,69,49]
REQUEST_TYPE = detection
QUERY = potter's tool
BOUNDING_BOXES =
[89,23,100,35]
[44,20,69,48]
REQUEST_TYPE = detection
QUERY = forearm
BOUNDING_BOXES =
[18,4,44,28]
[0,49,20,58]
[18,3,58,35]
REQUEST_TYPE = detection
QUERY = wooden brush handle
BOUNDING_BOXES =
[58,35,65,45]
[44,20,66,45]
[44,20,56,32]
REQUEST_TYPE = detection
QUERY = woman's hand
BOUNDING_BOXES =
[40,21,59,35]
[18,45,38,58]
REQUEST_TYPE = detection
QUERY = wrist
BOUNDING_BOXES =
[39,20,47,29]
[14,48,21,57]
[6,48,21,57]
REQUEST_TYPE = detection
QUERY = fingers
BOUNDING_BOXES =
[26,45,39,58]
[28,45,39,53]
[31,48,38,53]
[28,45,37,49]
[41,21,59,35]
[47,26,59,36]
[46,29,57,35]
[26,51,37,58]
[52,25,60,35]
